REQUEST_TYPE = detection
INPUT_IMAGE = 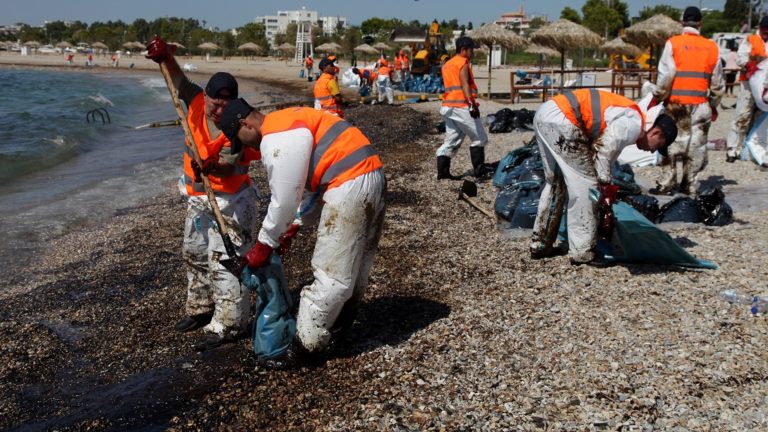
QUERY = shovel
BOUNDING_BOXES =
[158,62,244,276]
[458,180,495,219]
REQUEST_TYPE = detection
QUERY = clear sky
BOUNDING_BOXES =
[4,0,728,29]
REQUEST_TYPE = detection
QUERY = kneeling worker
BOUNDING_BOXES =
[220,100,387,368]
[314,55,343,117]
[530,89,678,266]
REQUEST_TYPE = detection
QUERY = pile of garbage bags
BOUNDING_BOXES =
[487,108,536,133]
[397,74,444,94]
[493,138,733,229]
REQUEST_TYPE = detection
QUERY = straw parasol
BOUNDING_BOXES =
[470,23,526,97]
[122,42,136,50]
[132,41,146,50]
[238,42,263,52]
[623,14,682,50]
[531,19,602,89]
[601,37,642,57]
[277,42,295,51]
[91,42,109,50]
[168,42,185,49]
[622,14,682,65]
[23,41,41,48]
[56,41,73,49]
[354,43,378,63]
[525,44,560,70]
[197,42,220,51]
[315,42,340,54]
[373,42,391,51]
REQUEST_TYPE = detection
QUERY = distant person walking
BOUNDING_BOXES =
[724,45,738,95]
[304,55,313,81]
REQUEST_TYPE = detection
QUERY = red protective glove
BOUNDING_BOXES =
[711,106,718,122]
[277,224,300,255]
[745,61,759,79]
[647,97,660,109]
[244,242,273,269]
[597,183,619,239]
[145,36,176,64]
[190,153,220,182]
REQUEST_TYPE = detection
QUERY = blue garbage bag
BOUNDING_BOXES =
[241,254,297,360]
[559,192,717,269]
[493,146,534,187]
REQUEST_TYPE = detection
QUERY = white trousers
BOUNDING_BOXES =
[727,81,755,157]
[436,106,488,158]
[296,170,387,352]
[531,101,597,263]
[377,76,394,104]
[744,111,768,165]
[182,186,258,336]
[658,102,712,195]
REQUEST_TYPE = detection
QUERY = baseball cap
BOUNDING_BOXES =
[205,72,238,100]
[760,16,768,29]
[652,113,677,157]
[219,98,254,146]
[682,6,702,24]
[455,36,477,50]
[319,55,338,70]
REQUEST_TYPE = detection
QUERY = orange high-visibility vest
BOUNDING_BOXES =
[403,55,409,69]
[305,57,313,68]
[394,55,403,70]
[378,64,391,77]
[553,89,645,144]
[739,34,767,81]
[667,33,719,105]
[442,55,478,108]
[314,72,341,115]
[182,93,255,196]
[260,107,383,192]
[358,69,377,85]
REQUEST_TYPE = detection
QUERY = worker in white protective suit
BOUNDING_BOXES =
[647,7,724,196]
[530,89,678,266]
[726,17,768,163]
[375,58,394,105]
[146,36,261,352]
[741,60,768,167]
[437,36,493,180]
[219,99,386,369]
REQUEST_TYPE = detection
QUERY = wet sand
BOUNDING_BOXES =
[2,59,768,430]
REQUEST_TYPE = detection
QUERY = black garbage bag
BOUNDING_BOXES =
[697,186,733,226]
[489,108,515,133]
[495,180,544,228]
[511,108,535,130]
[619,194,660,221]
[655,197,703,224]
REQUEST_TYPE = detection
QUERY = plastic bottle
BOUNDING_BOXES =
[721,289,768,314]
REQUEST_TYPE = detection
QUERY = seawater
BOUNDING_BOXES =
[0,69,183,277]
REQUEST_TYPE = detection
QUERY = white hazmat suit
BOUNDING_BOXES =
[743,61,768,165]
[727,33,766,159]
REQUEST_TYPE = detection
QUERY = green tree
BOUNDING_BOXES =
[637,5,681,22]
[528,17,547,33]
[273,23,298,47]
[235,22,268,49]
[18,25,45,43]
[582,0,623,38]
[723,0,749,25]
[700,10,734,37]
[561,7,581,24]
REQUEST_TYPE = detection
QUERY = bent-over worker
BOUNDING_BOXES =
[146,36,261,351]
[649,6,724,195]
[220,100,386,369]
[531,89,678,266]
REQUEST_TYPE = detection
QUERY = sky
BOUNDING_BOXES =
[4,0,729,29]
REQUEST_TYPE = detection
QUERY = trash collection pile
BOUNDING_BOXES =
[486,108,536,133]
[396,74,444,94]
[493,138,734,229]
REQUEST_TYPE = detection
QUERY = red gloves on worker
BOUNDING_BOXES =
[745,61,759,80]
[278,224,300,255]
[711,106,718,122]
[597,182,620,239]
[190,154,219,182]
[146,36,176,64]
[244,224,301,269]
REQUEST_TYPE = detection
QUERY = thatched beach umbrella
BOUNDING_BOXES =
[238,42,263,61]
[526,44,560,70]
[601,38,642,57]
[168,42,185,49]
[56,41,73,49]
[197,42,220,51]
[122,42,135,50]
[91,42,109,51]
[373,42,391,51]
[354,43,378,63]
[23,41,41,48]
[531,19,602,89]
[622,14,682,65]
[470,23,526,97]
[315,42,340,54]
[277,42,295,52]
[132,41,146,50]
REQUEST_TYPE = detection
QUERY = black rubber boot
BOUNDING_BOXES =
[470,147,494,180]
[436,156,461,180]
[174,312,213,333]
[257,336,315,370]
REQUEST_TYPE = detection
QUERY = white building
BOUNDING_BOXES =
[256,7,347,47]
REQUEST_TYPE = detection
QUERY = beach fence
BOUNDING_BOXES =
[509,67,658,103]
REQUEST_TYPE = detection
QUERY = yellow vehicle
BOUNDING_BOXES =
[391,20,448,76]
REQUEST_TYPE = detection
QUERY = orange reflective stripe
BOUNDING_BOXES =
[668,33,719,105]
[260,107,383,192]
[183,93,252,196]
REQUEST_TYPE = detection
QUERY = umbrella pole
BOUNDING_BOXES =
[487,43,492,99]
[560,49,565,92]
